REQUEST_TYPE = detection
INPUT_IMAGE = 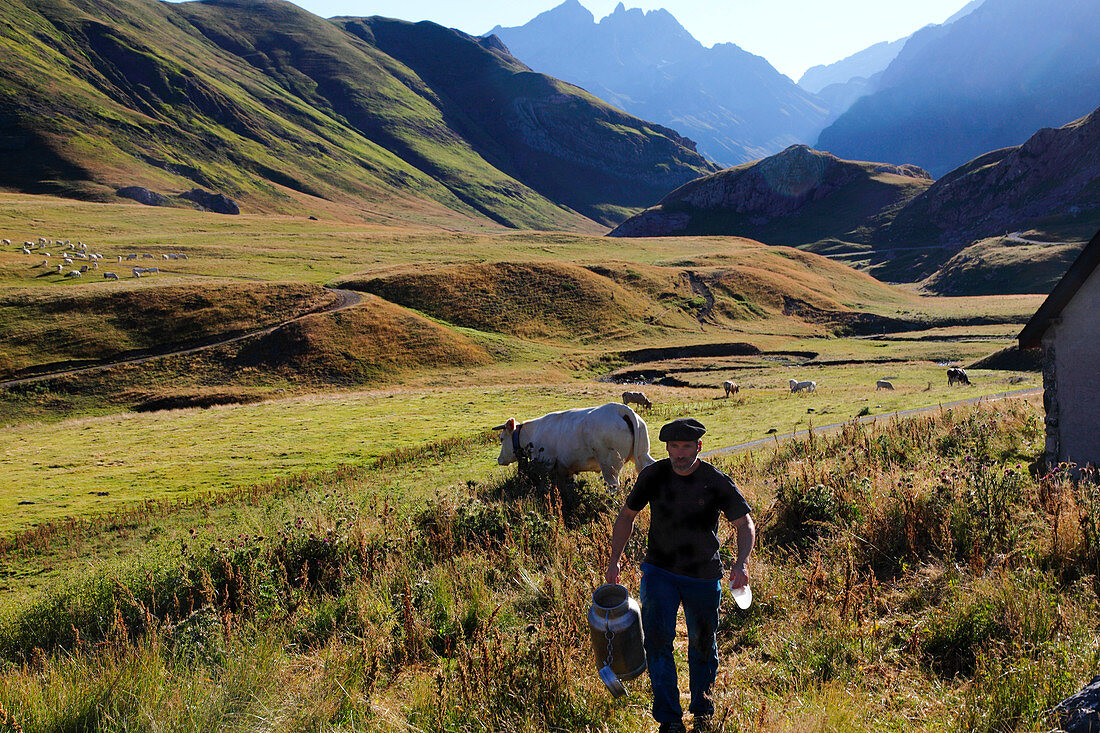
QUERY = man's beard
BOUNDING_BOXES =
[671,456,696,472]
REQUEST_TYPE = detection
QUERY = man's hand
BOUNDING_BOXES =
[605,560,621,586]
[728,562,749,590]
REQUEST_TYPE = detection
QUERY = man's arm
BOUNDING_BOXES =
[727,513,755,589]
[605,506,640,585]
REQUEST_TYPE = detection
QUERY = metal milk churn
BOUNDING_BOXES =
[588,583,646,697]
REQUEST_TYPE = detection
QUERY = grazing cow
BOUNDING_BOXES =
[622,390,652,409]
[178,254,188,259]
[65,270,81,278]
[104,272,119,280]
[1,239,10,246]
[125,254,137,260]
[21,247,30,254]
[789,378,817,394]
[723,380,739,398]
[947,367,971,386]
[493,402,655,490]
[876,380,894,390]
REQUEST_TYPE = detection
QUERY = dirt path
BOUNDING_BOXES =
[0,287,362,389]
[1006,231,1056,245]
[685,271,716,323]
[702,386,1041,459]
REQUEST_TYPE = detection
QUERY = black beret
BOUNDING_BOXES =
[658,417,706,442]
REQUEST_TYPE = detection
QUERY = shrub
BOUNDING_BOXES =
[768,481,860,551]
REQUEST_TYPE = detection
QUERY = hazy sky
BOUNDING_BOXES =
[285,0,976,79]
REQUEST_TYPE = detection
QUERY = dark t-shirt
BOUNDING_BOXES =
[625,458,751,579]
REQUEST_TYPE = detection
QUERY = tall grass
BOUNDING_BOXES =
[2,401,1099,731]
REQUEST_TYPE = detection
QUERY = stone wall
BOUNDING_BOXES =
[1047,264,1100,468]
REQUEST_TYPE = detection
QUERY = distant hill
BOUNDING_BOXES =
[486,0,831,166]
[611,108,1100,295]
[817,0,1100,176]
[885,106,1100,293]
[607,145,931,244]
[0,0,716,229]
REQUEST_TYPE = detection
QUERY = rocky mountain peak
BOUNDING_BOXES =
[754,145,837,198]
[544,0,594,25]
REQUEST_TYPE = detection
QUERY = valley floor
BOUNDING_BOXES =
[2,195,1086,731]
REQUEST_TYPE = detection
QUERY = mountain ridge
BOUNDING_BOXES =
[487,0,830,166]
[816,0,1100,176]
[0,0,717,228]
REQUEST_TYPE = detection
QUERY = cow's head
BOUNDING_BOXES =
[493,417,518,465]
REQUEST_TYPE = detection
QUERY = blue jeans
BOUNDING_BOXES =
[640,563,721,723]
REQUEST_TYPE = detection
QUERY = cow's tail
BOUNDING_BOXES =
[622,406,656,471]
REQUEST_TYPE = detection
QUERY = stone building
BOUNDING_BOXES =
[1018,229,1100,468]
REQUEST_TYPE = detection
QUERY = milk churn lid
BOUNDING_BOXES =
[598,664,627,697]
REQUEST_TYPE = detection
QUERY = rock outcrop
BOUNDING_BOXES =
[117,186,167,206]
[1053,674,1100,733]
[180,189,240,215]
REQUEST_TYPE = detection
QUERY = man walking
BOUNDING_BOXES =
[605,417,755,733]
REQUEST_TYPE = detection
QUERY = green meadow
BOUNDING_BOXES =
[0,194,1083,732]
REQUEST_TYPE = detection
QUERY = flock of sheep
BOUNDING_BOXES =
[6,237,189,280]
[621,367,972,410]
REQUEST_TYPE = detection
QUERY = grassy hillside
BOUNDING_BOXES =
[0,0,716,229]
[0,281,333,378]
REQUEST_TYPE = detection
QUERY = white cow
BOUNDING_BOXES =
[723,380,739,398]
[621,390,652,409]
[494,402,655,490]
[789,379,816,394]
[104,272,119,280]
